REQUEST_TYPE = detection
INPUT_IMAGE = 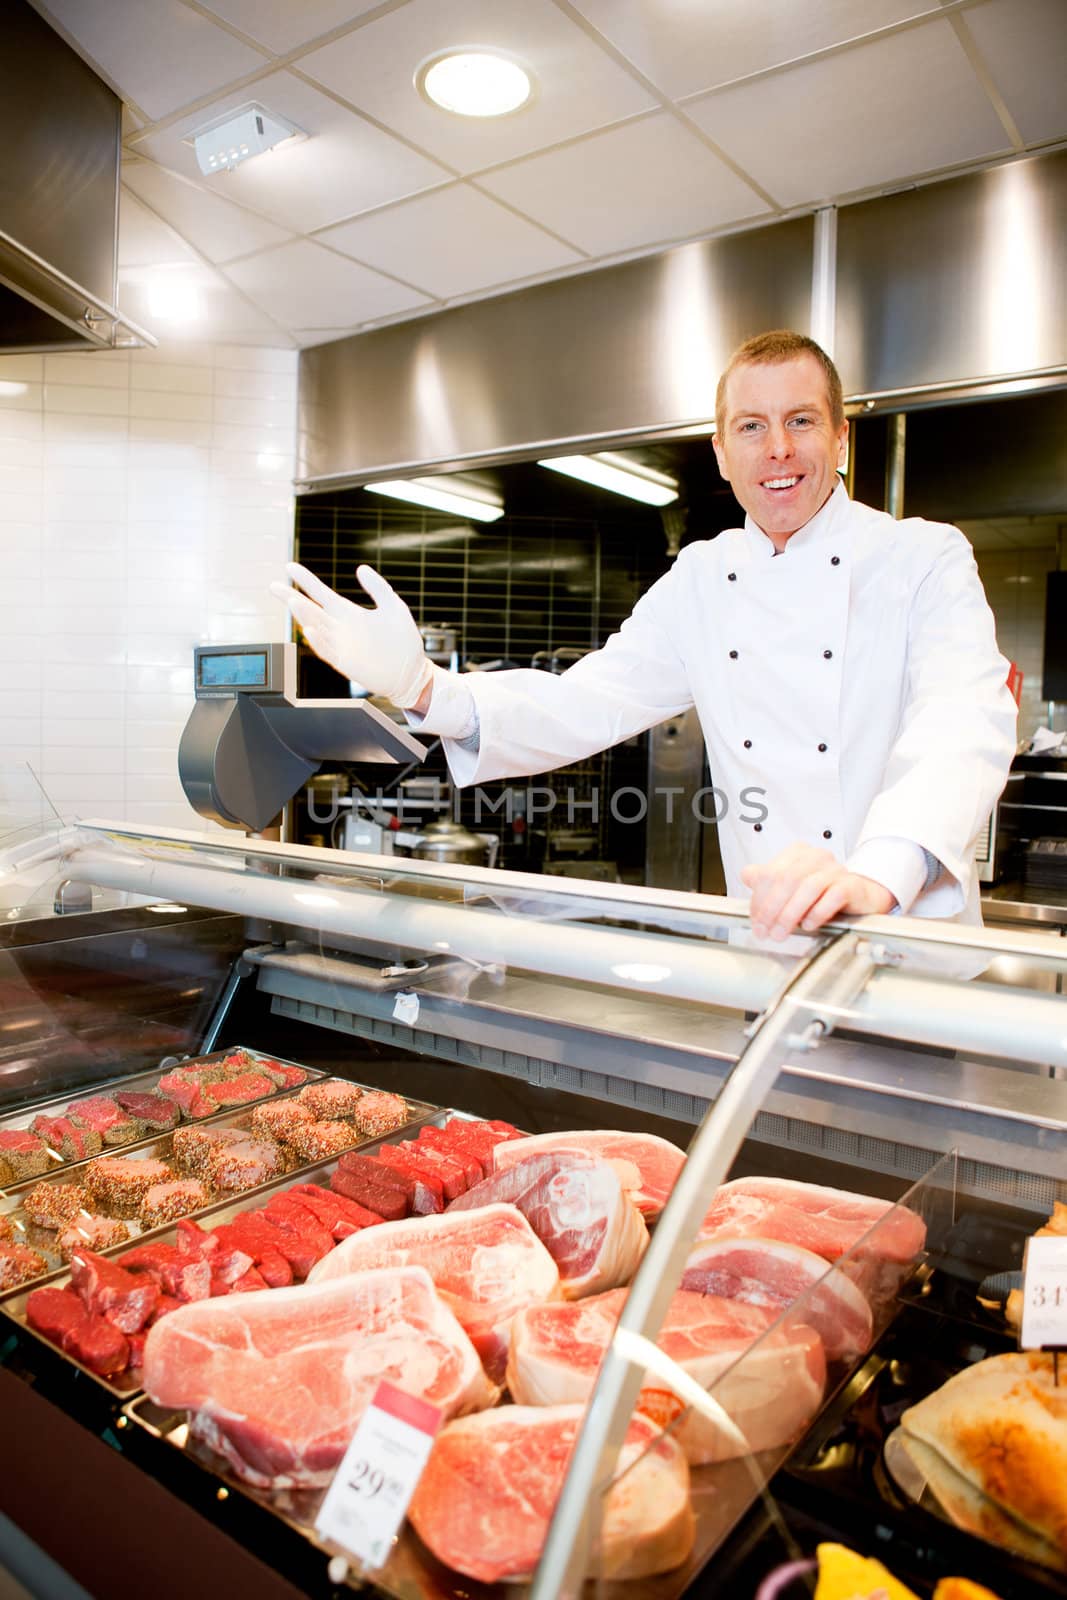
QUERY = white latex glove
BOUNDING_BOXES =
[270,562,432,708]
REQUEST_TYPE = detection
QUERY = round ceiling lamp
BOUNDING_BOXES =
[418,50,534,117]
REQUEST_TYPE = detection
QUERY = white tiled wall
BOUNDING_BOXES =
[0,343,297,834]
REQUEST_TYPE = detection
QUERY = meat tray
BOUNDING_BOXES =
[0,1086,441,1389]
[116,1151,956,1600]
[0,1046,327,1179]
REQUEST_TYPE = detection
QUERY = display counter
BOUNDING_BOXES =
[0,821,1065,1600]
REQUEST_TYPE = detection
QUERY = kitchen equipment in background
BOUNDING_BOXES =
[412,819,498,868]
[420,622,460,672]
[644,709,726,894]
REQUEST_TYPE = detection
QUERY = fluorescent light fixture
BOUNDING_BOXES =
[418,50,533,117]
[365,478,504,522]
[538,453,679,507]
[0,381,28,398]
[189,103,303,175]
[146,269,202,321]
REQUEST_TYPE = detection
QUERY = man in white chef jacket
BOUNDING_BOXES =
[274,331,1017,937]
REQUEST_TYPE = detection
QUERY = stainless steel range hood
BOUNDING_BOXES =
[0,0,155,353]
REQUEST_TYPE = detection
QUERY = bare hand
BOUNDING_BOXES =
[741,844,895,940]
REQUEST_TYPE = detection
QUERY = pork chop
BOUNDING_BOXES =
[407,1404,694,1584]
[143,1265,496,1488]
[308,1203,560,1381]
[490,1129,684,1217]
[508,1287,826,1464]
[447,1151,648,1298]
[698,1176,926,1265]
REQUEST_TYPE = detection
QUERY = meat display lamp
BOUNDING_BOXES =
[178,642,425,833]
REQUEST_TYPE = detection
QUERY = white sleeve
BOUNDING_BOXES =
[425,558,696,789]
[853,530,1017,913]
[847,836,932,913]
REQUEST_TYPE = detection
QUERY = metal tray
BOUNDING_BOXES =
[0,1046,327,1178]
[0,1083,439,1325]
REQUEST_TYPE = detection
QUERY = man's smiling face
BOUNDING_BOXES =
[712,354,849,546]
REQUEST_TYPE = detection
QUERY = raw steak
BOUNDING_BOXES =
[681,1236,873,1363]
[308,1203,560,1380]
[447,1152,648,1299]
[408,1404,693,1585]
[698,1176,927,1266]
[492,1130,685,1218]
[507,1287,826,1464]
[143,1265,496,1488]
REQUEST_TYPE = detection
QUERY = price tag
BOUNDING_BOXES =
[315,1381,441,1573]
[1019,1235,1067,1350]
[392,990,419,1026]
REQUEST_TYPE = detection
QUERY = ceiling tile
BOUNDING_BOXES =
[963,0,1067,147]
[686,18,1011,208]
[299,0,656,174]
[118,192,199,267]
[195,0,387,54]
[40,0,270,121]
[318,185,584,298]
[223,240,432,328]
[132,70,450,233]
[122,163,293,263]
[568,0,936,100]
[118,263,292,346]
[478,113,768,256]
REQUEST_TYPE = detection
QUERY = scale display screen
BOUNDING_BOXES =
[198,650,269,689]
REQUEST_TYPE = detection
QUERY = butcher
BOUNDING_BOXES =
[273,330,1017,937]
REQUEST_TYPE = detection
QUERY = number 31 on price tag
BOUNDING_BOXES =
[316,1381,442,1574]
[1019,1234,1067,1352]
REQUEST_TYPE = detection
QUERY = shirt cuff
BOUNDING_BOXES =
[403,664,480,745]
[847,837,934,914]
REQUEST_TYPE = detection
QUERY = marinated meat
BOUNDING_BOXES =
[254,1059,307,1089]
[143,1265,497,1488]
[408,1405,694,1584]
[698,1176,927,1267]
[22,1182,88,1230]
[140,1178,212,1229]
[56,1215,131,1261]
[174,1127,284,1192]
[508,1287,826,1464]
[493,1130,685,1218]
[70,1249,161,1333]
[448,1152,649,1299]
[29,1115,101,1163]
[350,1090,407,1138]
[0,1129,50,1182]
[201,1073,277,1110]
[26,1285,130,1377]
[114,1092,179,1131]
[296,1080,364,1120]
[0,1240,47,1289]
[283,1119,354,1165]
[681,1235,873,1362]
[157,1068,220,1118]
[900,1352,1067,1572]
[70,1096,144,1147]
[250,1100,314,1145]
[85,1156,176,1217]
[310,1203,561,1380]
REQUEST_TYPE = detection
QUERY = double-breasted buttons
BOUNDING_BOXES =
[743,739,752,749]
[729,650,738,659]
[830,555,840,566]
[818,743,828,752]
[823,830,833,839]
[753,823,762,832]
[727,572,737,582]
[823,649,833,660]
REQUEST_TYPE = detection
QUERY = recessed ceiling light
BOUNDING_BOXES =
[538,454,679,507]
[365,477,504,522]
[417,50,534,118]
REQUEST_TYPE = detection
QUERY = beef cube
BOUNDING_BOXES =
[225,1211,317,1281]
[375,1147,444,1213]
[263,1195,337,1254]
[256,1249,293,1289]
[120,1242,211,1303]
[200,1227,254,1285]
[114,1092,179,1131]
[69,1250,160,1333]
[126,1330,147,1368]
[26,1285,86,1347]
[327,1166,406,1221]
[416,1127,485,1185]
[230,1267,268,1293]
[149,1295,183,1324]
[337,1152,413,1202]
[397,1142,468,1202]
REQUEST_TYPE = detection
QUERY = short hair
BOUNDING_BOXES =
[715,330,845,435]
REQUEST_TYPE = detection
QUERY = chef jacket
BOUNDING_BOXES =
[414,482,1017,924]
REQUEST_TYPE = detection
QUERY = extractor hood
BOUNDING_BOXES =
[0,0,155,353]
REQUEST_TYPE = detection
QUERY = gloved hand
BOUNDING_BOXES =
[270,562,432,708]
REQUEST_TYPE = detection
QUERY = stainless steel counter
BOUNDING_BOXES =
[982,882,1067,928]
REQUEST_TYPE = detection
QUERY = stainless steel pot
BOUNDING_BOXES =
[411,819,494,867]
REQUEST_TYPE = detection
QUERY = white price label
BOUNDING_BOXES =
[392,990,420,1026]
[315,1381,441,1573]
[1019,1235,1067,1350]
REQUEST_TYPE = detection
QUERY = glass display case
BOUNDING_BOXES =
[1,820,1065,1600]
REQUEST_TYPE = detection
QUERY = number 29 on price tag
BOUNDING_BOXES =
[315,1381,442,1575]
[1019,1234,1067,1358]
